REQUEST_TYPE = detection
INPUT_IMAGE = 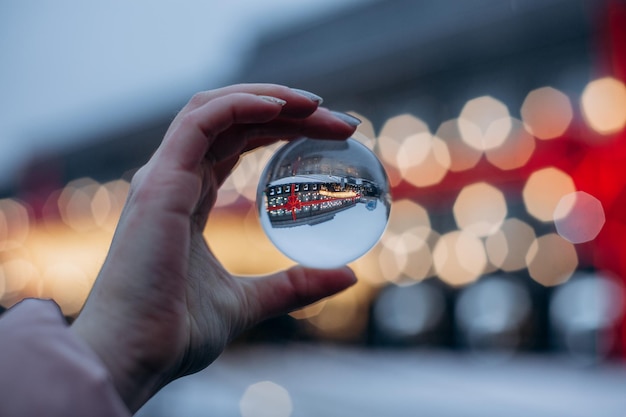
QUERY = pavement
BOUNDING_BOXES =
[136,343,626,417]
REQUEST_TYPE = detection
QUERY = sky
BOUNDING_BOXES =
[0,0,367,188]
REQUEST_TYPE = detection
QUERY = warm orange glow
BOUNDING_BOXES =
[436,119,482,172]
[453,182,507,237]
[553,191,606,244]
[485,218,536,271]
[378,199,433,282]
[305,282,369,340]
[526,233,578,286]
[207,208,295,276]
[96,179,130,231]
[377,114,429,186]
[289,299,327,320]
[581,77,626,135]
[400,136,451,187]
[215,143,281,207]
[0,198,30,251]
[458,96,512,151]
[318,190,359,199]
[57,178,102,233]
[379,230,433,283]
[0,259,40,307]
[521,86,573,139]
[433,230,486,286]
[485,118,536,170]
[396,132,434,169]
[46,263,90,316]
[522,167,576,222]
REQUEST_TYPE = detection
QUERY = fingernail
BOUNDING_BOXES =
[259,95,287,106]
[291,88,323,104]
[331,111,361,127]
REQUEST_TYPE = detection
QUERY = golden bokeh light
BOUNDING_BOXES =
[378,114,429,166]
[485,118,536,170]
[553,191,606,244]
[436,119,483,172]
[45,263,90,316]
[289,299,327,320]
[0,259,40,306]
[581,77,626,135]
[399,136,451,187]
[521,86,573,139]
[215,143,281,207]
[485,218,536,271]
[305,281,370,340]
[378,199,433,282]
[57,178,101,233]
[526,233,578,286]
[94,179,130,231]
[433,230,487,287]
[522,167,576,222]
[377,114,429,186]
[458,96,512,151]
[240,381,293,417]
[396,131,434,170]
[207,209,295,276]
[453,182,507,237]
[0,198,30,251]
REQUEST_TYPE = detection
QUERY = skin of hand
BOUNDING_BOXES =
[70,84,359,412]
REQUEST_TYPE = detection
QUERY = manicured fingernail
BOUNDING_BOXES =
[291,88,323,104]
[259,95,287,106]
[331,111,361,127]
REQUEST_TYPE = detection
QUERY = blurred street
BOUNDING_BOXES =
[137,343,626,417]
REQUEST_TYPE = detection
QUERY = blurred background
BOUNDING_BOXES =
[2,0,626,415]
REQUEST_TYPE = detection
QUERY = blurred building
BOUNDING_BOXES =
[2,0,626,360]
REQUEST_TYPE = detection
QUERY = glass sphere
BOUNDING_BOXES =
[257,137,391,269]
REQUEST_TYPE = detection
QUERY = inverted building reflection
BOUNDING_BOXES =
[264,178,381,228]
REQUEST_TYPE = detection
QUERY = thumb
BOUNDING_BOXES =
[240,266,357,327]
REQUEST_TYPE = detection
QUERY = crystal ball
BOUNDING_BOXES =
[257,137,391,269]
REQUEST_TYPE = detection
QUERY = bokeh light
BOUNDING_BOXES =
[378,199,432,282]
[581,77,626,135]
[521,86,573,139]
[458,96,512,151]
[485,218,536,272]
[0,198,30,251]
[372,281,446,341]
[0,259,40,307]
[485,118,536,170]
[526,233,578,286]
[554,191,605,244]
[455,275,532,352]
[240,381,293,417]
[57,177,101,233]
[522,167,576,222]
[550,272,625,362]
[305,281,370,341]
[401,136,451,188]
[433,230,487,287]
[453,182,507,237]
[436,119,483,172]
[377,114,429,186]
[45,263,90,316]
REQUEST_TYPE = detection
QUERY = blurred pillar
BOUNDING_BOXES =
[578,0,626,358]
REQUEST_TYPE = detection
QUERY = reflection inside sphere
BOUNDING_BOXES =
[257,137,391,268]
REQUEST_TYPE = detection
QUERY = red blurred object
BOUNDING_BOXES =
[577,0,626,357]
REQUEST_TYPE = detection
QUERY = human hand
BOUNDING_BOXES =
[71,84,359,412]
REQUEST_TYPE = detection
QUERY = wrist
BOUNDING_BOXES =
[71,310,169,413]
